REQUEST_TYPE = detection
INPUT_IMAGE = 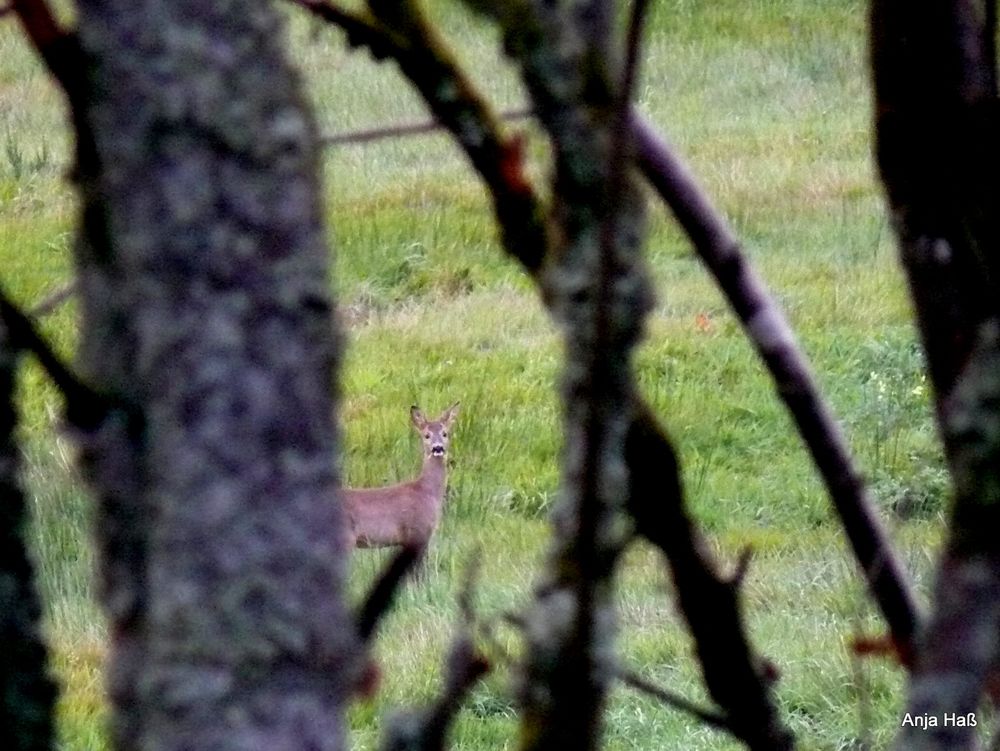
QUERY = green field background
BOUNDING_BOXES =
[0,1,954,748]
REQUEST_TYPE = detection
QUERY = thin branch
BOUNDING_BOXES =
[506,613,732,734]
[624,403,794,750]
[617,666,731,732]
[321,108,533,146]
[288,0,409,60]
[727,546,753,589]
[286,0,549,274]
[630,111,920,658]
[356,544,423,643]
[0,289,122,431]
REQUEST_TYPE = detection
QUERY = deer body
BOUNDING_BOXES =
[342,403,458,549]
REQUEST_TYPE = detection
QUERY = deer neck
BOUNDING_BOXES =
[418,454,448,497]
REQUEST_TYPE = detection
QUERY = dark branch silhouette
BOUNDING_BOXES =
[617,666,730,732]
[0,313,57,751]
[357,544,424,643]
[288,0,548,275]
[379,554,490,751]
[0,291,127,432]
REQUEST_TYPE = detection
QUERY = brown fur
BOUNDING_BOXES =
[342,403,459,549]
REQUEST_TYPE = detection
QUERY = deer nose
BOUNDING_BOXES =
[431,444,445,456]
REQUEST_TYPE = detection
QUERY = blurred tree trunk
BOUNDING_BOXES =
[502,4,652,749]
[0,323,56,751]
[872,2,1000,749]
[65,1,357,748]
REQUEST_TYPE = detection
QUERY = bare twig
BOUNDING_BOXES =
[727,546,753,589]
[356,544,424,643]
[321,108,533,146]
[624,403,793,750]
[506,613,731,733]
[618,666,731,732]
[0,289,121,431]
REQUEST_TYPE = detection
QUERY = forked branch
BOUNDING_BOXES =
[0,291,126,431]
[287,0,548,274]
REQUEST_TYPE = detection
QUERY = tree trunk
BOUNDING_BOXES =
[498,4,654,749]
[69,1,357,748]
[872,2,1000,748]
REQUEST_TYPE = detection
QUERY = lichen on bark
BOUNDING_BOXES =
[70,1,357,748]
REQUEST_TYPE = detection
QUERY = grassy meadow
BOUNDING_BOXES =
[0,1,960,748]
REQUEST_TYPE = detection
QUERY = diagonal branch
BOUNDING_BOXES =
[0,311,58,751]
[624,401,793,749]
[617,665,731,732]
[356,544,423,643]
[11,0,86,102]
[0,290,127,431]
[631,112,921,660]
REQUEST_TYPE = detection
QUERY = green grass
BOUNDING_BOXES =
[0,0,961,748]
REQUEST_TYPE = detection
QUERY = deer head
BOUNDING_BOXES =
[411,402,460,459]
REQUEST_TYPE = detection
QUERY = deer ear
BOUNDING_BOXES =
[443,401,460,425]
[410,405,426,428]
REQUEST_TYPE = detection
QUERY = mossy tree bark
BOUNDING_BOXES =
[65,1,357,748]
[492,4,652,749]
[872,2,1000,749]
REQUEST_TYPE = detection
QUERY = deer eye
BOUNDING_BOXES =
[442,431,448,438]
[424,432,431,439]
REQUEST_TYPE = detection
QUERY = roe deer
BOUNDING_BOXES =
[342,402,460,549]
